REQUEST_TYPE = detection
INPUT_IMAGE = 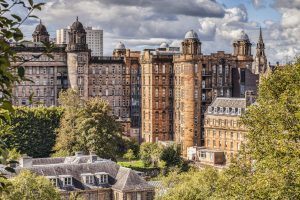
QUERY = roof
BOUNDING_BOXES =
[236,30,250,41]
[115,42,126,50]
[112,167,154,192]
[32,21,49,36]
[184,30,199,39]
[14,155,154,192]
[71,17,85,32]
[209,97,246,109]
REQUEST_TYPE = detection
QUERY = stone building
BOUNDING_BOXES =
[140,44,180,142]
[203,97,248,162]
[11,18,134,137]
[13,153,155,200]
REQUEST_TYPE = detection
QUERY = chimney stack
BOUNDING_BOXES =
[19,154,32,168]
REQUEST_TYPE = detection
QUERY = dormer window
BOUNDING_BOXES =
[95,172,109,184]
[81,173,94,185]
[225,107,229,114]
[59,175,73,187]
[231,107,236,115]
[213,107,218,114]
[47,176,58,187]
[219,107,224,114]
[237,108,241,115]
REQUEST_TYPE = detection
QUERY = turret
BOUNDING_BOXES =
[233,30,252,57]
[66,16,88,52]
[32,20,49,43]
[182,30,201,55]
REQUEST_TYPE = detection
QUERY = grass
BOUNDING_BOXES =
[118,160,145,168]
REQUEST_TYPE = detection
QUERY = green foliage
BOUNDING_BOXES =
[0,107,63,158]
[158,59,300,200]
[7,148,21,161]
[158,167,221,200]
[140,142,163,167]
[123,149,136,162]
[55,89,124,160]
[1,170,61,200]
[160,144,182,168]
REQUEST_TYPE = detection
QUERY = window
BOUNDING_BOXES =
[80,173,95,185]
[59,176,72,187]
[155,65,159,73]
[194,64,198,73]
[162,65,166,73]
[95,173,109,184]
[137,192,142,200]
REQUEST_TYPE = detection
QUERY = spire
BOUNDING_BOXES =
[39,19,42,24]
[258,26,263,43]
[76,16,78,21]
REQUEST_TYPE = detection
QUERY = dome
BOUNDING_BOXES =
[33,20,48,35]
[115,42,126,50]
[237,30,249,41]
[184,30,198,39]
[71,17,84,31]
[160,42,169,48]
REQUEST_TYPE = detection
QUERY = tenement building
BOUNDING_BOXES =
[12,17,268,152]
[140,43,180,142]
[12,152,155,200]
[11,18,139,139]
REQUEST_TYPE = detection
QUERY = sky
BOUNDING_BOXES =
[19,0,300,64]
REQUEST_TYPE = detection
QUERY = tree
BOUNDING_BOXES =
[0,107,63,157]
[55,89,124,160]
[157,167,221,200]
[140,142,163,167]
[1,170,61,200]
[123,149,136,162]
[160,144,182,168]
[0,0,46,192]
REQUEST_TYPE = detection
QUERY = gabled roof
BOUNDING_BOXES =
[112,167,154,192]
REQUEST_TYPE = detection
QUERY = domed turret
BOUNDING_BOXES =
[71,16,85,32]
[236,30,249,41]
[160,42,169,48]
[233,30,252,57]
[182,29,201,55]
[32,20,49,43]
[66,16,88,52]
[115,42,126,50]
[184,30,199,39]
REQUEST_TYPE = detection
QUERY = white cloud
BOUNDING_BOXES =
[19,0,299,63]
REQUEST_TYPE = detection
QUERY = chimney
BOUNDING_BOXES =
[89,151,98,163]
[19,154,32,168]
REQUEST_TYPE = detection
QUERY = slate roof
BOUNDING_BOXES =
[14,155,154,192]
[209,97,247,109]
[112,167,154,192]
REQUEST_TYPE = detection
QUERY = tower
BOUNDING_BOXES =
[32,20,49,43]
[233,30,252,58]
[182,30,201,55]
[253,27,267,74]
[113,42,126,58]
[66,17,90,99]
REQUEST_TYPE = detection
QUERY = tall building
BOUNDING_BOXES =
[56,25,103,57]
[140,44,179,143]
[12,19,267,148]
